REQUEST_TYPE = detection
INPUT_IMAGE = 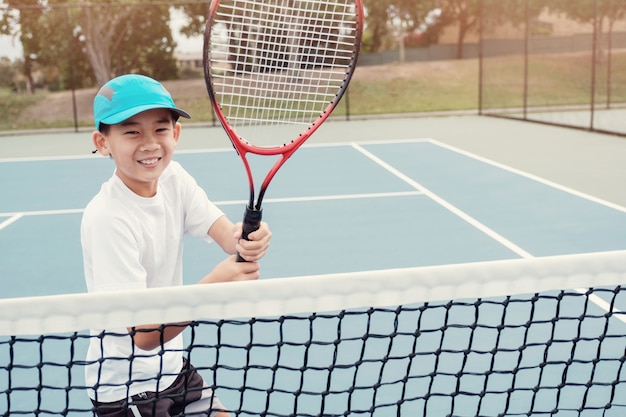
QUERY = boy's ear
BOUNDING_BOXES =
[92,130,111,157]
[173,121,182,144]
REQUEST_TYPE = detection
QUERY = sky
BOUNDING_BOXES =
[0,34,22,60]
[0,8,202,62]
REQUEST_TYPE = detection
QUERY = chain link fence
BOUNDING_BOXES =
[4,1,626,136]
[479,0,626,137]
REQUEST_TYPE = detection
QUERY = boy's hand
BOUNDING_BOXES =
[199,255,261,284]
[234,221,272,262]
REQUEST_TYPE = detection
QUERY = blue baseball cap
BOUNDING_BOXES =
[93,74,190,129]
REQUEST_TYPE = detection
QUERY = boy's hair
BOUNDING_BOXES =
[94,74,190,131]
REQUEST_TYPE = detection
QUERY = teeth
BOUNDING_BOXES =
[140,158,159,165]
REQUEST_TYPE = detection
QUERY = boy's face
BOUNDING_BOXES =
[92,108,181,197]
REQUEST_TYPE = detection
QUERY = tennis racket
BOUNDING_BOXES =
[203,0,363,261]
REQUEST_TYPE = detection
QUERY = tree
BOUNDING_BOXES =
[107,3,179,81]
[360,0,392,52]
[0,0,19,39]
[389,0,438,36]
[174,2,210,39]
[2,0,45,92]
[548,0,626,24]
[438,0,481,59]
[27,4,93,90]
[0,56,16,89]
[1,0,180,89]
[547,0,626,42]
[79,0,178,86]
[438,0,545,59]
[479,0,545,37]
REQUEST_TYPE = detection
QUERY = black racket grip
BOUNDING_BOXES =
[236,206,262,262]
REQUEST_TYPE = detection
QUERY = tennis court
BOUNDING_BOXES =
[2,115,626,415]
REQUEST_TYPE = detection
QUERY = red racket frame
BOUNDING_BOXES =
[204,0,364,259]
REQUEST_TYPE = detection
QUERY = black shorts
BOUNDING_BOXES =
[91,360,225,417]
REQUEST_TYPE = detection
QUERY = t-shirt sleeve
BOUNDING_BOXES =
[175,162,225,239]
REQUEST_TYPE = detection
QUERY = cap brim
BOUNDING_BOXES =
[100,104,191,126]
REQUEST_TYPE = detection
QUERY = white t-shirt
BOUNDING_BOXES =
[81,161,224,402]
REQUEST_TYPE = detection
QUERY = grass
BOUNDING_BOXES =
[0,89,44,131]
[341,60,480,116]
[1,52,625,132]
[346,78,477,115]
[481,52,626,110]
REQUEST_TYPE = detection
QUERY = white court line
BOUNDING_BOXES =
[3,140,625,322]
[0,191,423,218]
[260,191,422,204]
[353,141,626,322]
[0,153,103,163]
[0,138,433,163]
[0,214,24,230]
[578,289,626,325]
[427,140,626,321]
[431,139,626,214]
[0,147,235,163]
[0,208,84,218]
[432,136,626,314]
[351,142,535,259]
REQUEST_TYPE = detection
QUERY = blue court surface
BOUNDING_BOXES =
[1,136,626,298]
[2,117,626,416]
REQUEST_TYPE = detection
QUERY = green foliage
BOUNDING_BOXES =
[481,0,545,30]
[110,3,179,80]
[547,0,626,24]
[0,58,16,89]
[0,90,42,130]
[2,0,180,91]
[360,0,439,52]
[4,0,626,90]
[174,3,210,38]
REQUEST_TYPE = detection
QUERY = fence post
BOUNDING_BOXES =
[523,0,529,120]
[590,0,598,130]
[478,0,483,115]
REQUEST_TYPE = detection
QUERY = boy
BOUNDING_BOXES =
[81,74,272,416]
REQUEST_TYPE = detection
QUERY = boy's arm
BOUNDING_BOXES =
[127,322,189,351]
[209,216,239,255]
[126,217,272,351]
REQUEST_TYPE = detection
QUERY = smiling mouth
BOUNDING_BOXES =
[138,158,160,166]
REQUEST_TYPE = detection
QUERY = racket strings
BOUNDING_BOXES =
[208,0,359,132]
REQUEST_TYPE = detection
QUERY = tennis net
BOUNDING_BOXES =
[2,250,626,416]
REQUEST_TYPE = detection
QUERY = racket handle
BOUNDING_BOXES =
[236,206,263,262]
